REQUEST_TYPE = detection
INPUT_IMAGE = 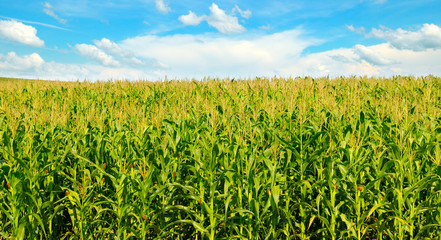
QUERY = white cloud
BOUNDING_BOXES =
[0,16,69,31]
[353,44,395,65]
[276,47,383,77]
[260,24,271,30]
[74,44,120,66]
[0,20,44,47]
[93,38,158,67]
[0,52,159,81]
[346,24,365,34]
[93,38,131,58]
[119,29,441,79]
[178,11,205,26]
[206,3,245,34]
[368,23,441,51]
[35,62,159,81]
[43,2,67,24]
[121,29,319,78]
[3,39,441,81]
[3,23,441,81]
[178,4,246,34]
[1,62,160,81]
[299,43,441,77]
[155,0,171,14]
[0,52,44,70]
[233,5,252,19]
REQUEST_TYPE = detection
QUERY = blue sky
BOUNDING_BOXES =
[0,0,441,80]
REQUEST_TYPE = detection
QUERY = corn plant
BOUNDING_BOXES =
[0,76,440,239]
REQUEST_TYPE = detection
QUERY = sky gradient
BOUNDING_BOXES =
[1,0,441,81]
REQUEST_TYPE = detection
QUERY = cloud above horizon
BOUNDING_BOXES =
[368,24,441,51]
[0,20,44,47]
[93,38,148,66]
[0,0,440,81]
[118,26,441,78]
[353,44,395,66]
[179,3,247,34]
[74,44,120,67]
[0,52,44,71]
[121,29,314,77]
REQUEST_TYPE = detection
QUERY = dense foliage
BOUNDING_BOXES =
[1,76,440,239]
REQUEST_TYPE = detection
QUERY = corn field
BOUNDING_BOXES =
[0,76,440,239]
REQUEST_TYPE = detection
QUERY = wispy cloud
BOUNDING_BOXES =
[0,15,69,31]
[346,24,365,34]
[233,5,252,19]
[43,2,67,24]
[260,24,271,30]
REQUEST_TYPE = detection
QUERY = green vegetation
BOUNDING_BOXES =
[1,76,440,239]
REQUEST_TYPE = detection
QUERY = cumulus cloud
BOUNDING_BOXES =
[233,5,252,19]
[178,3,246,34]
[0,20,44,47]
[3,39,441,81]
[178,11,205,26]
[119,29,441,79]
[353,44,395,65]
[206,3,245,34]
[4,22,441,81]
[368,23,441,51]
[155,0,171,14]
[121,29,320,78]
[0,52,44,70]
[0,51,160,81]
[93,38,130,58]
[74,38,162,68]
[298,43,441,77]
[36,62,160,81]
[0,61,161,81]
[43,2,67,24]
[74,44,120,66]
[93,38,147,66]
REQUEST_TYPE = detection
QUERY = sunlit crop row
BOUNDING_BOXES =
[1,76,440,239]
